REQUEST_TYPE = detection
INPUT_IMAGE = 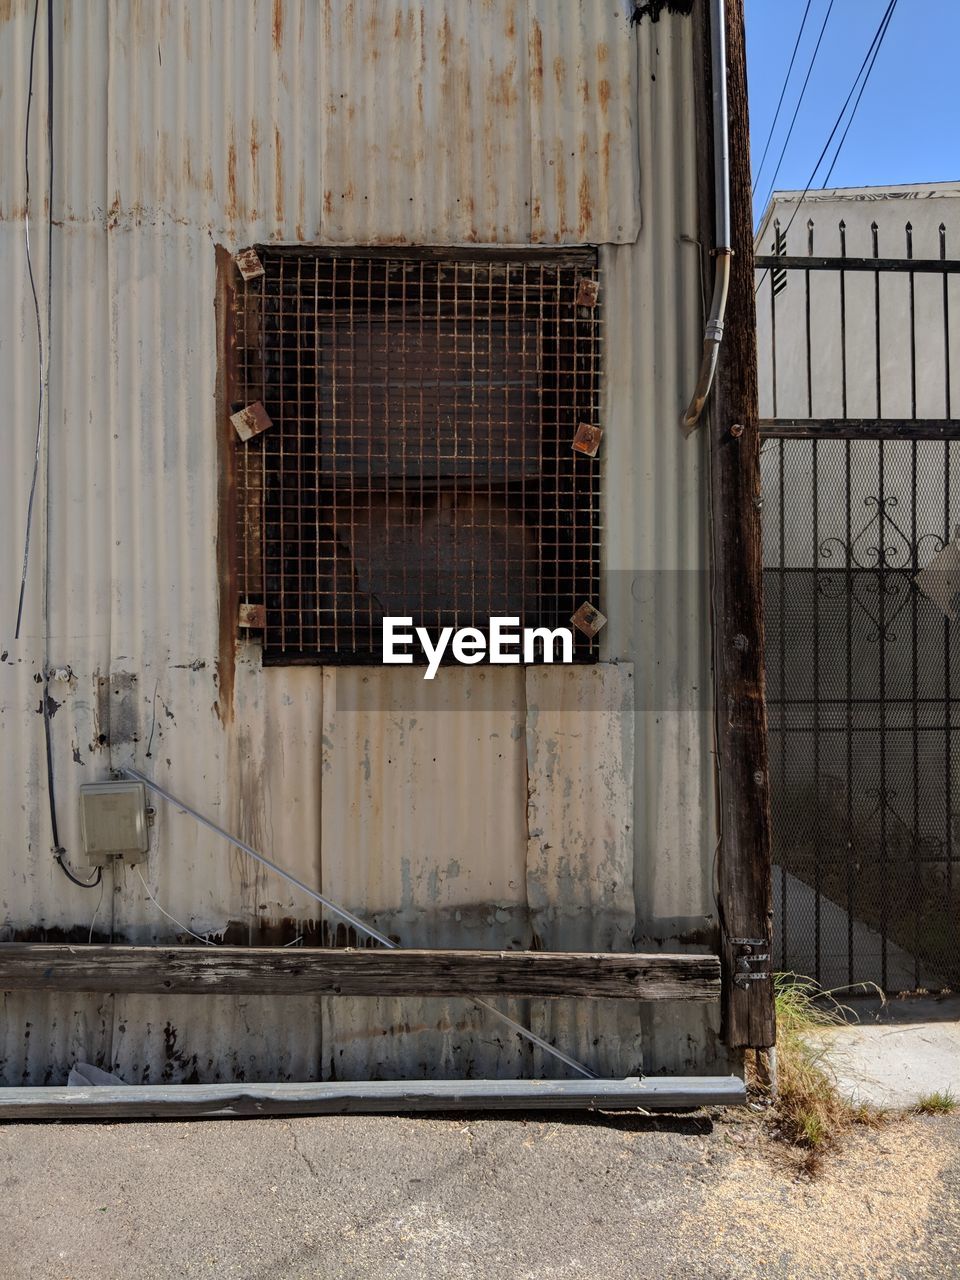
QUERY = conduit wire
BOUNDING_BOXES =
[17,0,95,888]
[14,0,47,641]
[751,0,813,196]
[754,0,899,296]
[122,767,598,1080]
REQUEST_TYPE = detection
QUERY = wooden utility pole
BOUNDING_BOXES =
[696,0,775,1047]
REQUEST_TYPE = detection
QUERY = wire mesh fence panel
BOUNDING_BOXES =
[230,249,602,665]
[758,219,960,993]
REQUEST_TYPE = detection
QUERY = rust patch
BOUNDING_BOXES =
[323,189,333,216]
[579,77,590,104]
[598,78,612,113]
[596,41,609,63]
[226,141,238,220]
[601,131,612,184]
[529,19,543,102]
[272,0,284,50]
[553,56,565,90]
[554,153,567,214]
[490,59,518,111]
[504,6,515,39]
[274,125,284,226]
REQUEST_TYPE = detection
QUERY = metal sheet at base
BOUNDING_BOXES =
[0,1076,747,1121]
[525,664,640,1077]
[319,668,531,1079]
[0,992,114,1088]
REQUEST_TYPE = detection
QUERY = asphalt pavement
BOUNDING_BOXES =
[1,1108,958,1279]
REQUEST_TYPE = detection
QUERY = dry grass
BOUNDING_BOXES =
[760,974,887,1174]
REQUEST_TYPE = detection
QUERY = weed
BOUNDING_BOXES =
[913,1090,957,1116]
[761,974,883,1174]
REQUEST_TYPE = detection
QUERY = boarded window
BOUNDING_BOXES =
[231,249,601,664]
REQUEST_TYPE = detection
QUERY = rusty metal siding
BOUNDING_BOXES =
[5,0,641,246]
[0,2,720,1082]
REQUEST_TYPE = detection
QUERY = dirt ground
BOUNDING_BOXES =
[1,1107,957,1279]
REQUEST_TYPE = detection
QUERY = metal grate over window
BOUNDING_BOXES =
[230,248,602,664]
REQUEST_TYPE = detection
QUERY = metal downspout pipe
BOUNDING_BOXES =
[681,0,732,431]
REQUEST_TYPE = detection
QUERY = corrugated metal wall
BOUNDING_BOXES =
[0,0,723,1083]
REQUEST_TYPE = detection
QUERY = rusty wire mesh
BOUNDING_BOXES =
[232,249,602,664]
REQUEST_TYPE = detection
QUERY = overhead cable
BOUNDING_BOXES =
[751,0,814,195]
[755,0,836,221]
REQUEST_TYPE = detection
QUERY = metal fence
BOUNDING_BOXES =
[757,217,960,992]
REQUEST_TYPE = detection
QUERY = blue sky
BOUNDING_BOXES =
[746,0,959,226]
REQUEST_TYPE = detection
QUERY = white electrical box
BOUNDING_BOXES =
[79,781,150,867]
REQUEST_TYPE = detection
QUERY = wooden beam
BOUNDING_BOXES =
[0,1076,747,1120]
[696,0,775,1047]
[760,418,959,442]
[0,945,720,1001]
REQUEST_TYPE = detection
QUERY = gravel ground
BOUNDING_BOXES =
[1,1109,958,1279]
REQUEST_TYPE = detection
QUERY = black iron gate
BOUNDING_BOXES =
[757,215,960,992]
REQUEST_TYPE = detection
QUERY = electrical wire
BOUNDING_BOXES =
[755,0,836,221]
[14,0,46,640]
[755,0,899,294]
[751,0,813,196]
[135,866,217,946]
[820,0,899,189]
[17,1,90,889]
[87,874,105,943]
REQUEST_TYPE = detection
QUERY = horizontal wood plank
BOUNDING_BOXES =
[0,945,720,1001]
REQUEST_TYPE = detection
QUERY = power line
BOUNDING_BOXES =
[755,0,900,293]
[775,0,899,247]
[752,0,814,195]
[755,0,836,219]
[820,0,899,189]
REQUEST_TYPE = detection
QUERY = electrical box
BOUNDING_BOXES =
[79,781,150,867]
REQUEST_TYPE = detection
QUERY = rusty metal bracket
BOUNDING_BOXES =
[575,277,599,308]
[230,402,273,442]
[729,938,771,989]
[238,602,266,629]
[234,247,265,281]
[572,423,603,457]
[571,602,607,638]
